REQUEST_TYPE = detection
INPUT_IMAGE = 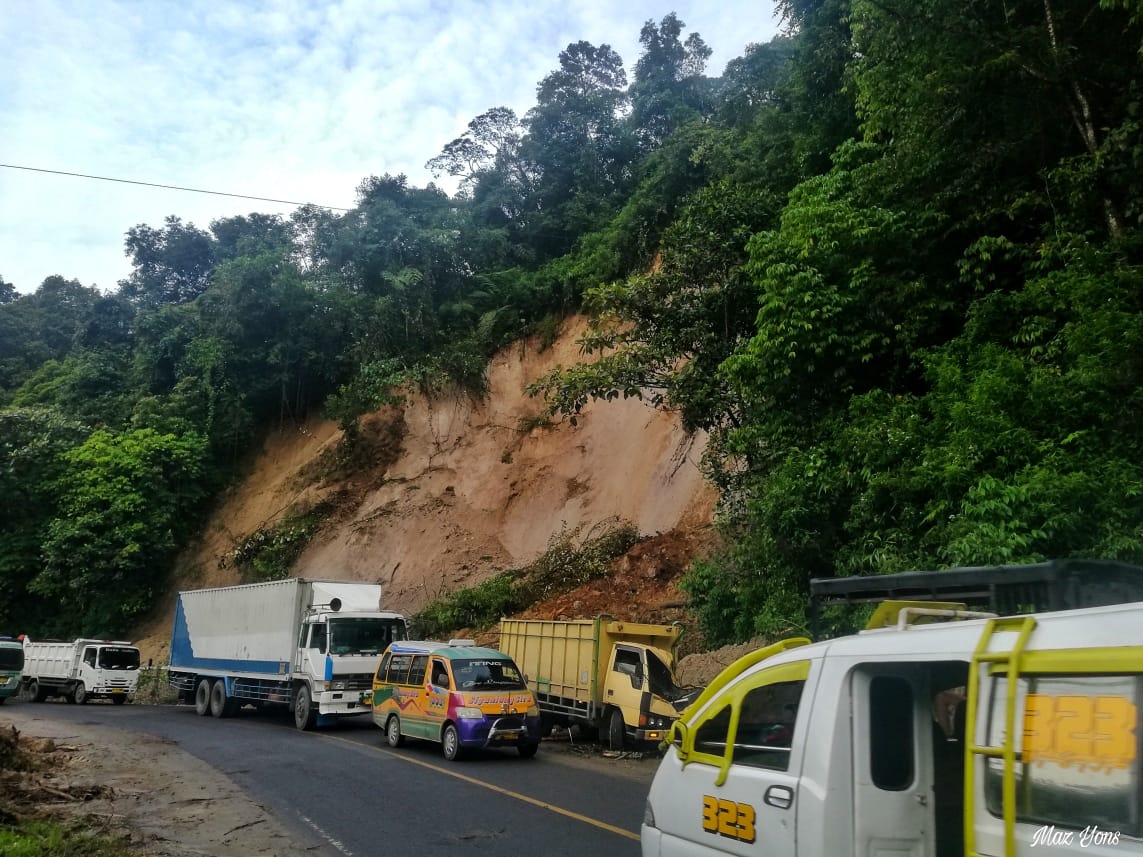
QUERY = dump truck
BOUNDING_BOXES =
[167,578,408,730]
[642,559,1143,857]
[20,638,140,704]
[0,637,24,704]
[499,615,698,749]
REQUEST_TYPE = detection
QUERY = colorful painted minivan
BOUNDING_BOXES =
[371,640,542,761]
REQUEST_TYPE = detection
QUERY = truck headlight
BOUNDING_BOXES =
[456,706,484,719]
[330,680,347,691]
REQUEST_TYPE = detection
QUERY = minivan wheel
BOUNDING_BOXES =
[386,715,404,747]
[442,724,461,761]
[194,679,212,716]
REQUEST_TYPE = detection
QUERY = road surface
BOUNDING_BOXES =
[4,701,658,856]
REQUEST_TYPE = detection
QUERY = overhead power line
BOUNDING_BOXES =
[0,162,353,211]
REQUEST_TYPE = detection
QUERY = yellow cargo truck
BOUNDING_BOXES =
[499,615,698,750]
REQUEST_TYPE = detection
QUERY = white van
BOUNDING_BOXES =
[642,597,1143,857]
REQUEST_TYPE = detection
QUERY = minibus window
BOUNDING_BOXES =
[376,653,391,681]
[695,705,731,755]
[431,660,449,688]
[870,675,914,790]
[408,655,428,686]
[984,674,1141,835]
[386,653,413,684]
[733,680,804,771]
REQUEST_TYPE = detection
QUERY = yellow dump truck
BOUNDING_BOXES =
[499,615,699,750]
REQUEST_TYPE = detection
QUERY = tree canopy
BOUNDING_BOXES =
[3,4,1143,644]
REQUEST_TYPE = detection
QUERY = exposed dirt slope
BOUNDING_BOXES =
[134,317,717,663]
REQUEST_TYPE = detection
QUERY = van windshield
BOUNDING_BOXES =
[329,618,408,656]
[451,658,526,690]
[0,646,23,671]
[99,647,140,670]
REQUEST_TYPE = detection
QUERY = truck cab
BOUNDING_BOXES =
[0,638,23,703]
[293,609,408,727]
[642,561,1143,857]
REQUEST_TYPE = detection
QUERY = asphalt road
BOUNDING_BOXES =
[19,702,657,857]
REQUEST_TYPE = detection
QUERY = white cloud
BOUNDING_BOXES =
[0,0,781,295]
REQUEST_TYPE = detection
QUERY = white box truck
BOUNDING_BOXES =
[20,638,140,704]
[167,578,408,730]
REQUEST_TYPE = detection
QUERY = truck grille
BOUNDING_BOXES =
[335,674,374,692]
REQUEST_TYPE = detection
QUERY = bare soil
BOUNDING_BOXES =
[0,708,314,856]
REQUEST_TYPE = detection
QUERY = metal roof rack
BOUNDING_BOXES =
[809,558,1143,637]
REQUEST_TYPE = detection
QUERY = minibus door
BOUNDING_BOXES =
[851,666,935,857]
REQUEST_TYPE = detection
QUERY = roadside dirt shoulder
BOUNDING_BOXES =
[0,707,315,857]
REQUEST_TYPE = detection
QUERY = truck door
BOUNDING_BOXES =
[651,660,813,857]
[851,666,935,857]
[607,645,646,725]
[80,646,97,683]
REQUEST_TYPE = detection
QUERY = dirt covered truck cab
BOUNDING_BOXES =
[642,596,1143,857]
[0,638,23,703]
[371,640,542,761]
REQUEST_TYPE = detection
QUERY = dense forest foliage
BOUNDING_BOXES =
[3,2,1143,644]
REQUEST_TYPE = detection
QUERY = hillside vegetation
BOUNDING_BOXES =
[4,4,1143,649]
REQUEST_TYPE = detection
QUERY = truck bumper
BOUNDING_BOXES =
[316,691,368,717]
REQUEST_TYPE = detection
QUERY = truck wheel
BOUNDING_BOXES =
[538,713,555,738]
[294,685,316,731]
[209,680,234,718]
[518,742,539,759]
[73,682,88,705]
[442,723,462,761]
[607,708,626,751]
[386,715,405,748]
[29,679,47,703]
[194,679,212,716]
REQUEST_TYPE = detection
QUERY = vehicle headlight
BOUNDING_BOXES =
[330,680,347,691]
[456,706,484,719]
[644,799,657,829]
[526,705,540,718]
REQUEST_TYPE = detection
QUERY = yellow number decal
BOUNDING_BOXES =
[1094,695,1137,768]
[702,795,719,833]
[737,801,756,843]
[1023,693,1137,771]
[1055,695,1094,762]
[1023,694,1054,759]
[701,795,756,842]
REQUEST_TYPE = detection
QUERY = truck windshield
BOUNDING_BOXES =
[451,658,527,690]
[646,650,688,702]
[328,618,407,656]
[99,647,140,670]
[0,646,23,671]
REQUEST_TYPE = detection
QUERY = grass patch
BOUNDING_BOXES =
[0,821,136,857]
[413,519,640,638]
[224,501,334,582]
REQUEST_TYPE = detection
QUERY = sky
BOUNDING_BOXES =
[0,0,782,296]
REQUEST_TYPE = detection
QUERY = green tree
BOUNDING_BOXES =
[34,428,207,634]
[120,215,217,308]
